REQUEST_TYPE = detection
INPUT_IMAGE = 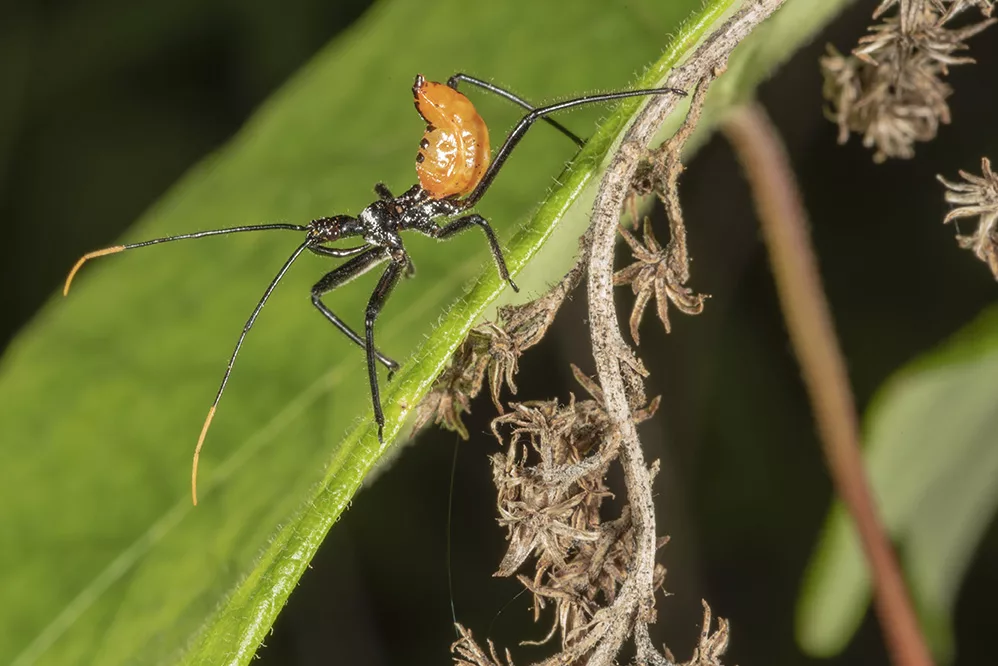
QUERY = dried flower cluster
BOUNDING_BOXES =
[488,366,662,650]
[453,599,731,666]
[430,35,754,663]
[617,73,716,342]
[615,218,707,343]
[938,157,998,278]
[453,627,516,666]
[821,0,995,162]
[412,326,492,439]
[681,601,731,666]
[414,261,584,438]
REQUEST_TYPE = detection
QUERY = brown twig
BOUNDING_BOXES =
[451,4,794,665]
[585,2,790,664]
[722,103,933,666]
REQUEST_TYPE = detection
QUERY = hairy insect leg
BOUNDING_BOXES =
[311,246,399,371]
[365,255,407,443]
[374,183,394,201]
[422,215,518,292]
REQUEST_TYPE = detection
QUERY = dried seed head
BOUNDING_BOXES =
[614,218,708,343]
[412,330,490,438]
[452,624,516,666]
[682,601,731,666]
[480,324,518,412]
[415,264,586,437]
[938,157,998,278]
[488,367,662,648]
[822,0,994,162]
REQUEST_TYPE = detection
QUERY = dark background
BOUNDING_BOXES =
[2,1,996,664]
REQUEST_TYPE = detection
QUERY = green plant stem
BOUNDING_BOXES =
[723,103,933,666]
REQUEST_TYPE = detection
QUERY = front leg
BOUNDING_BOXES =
[311,247,399,371]
[365,253,408,442]
[421,214,518,292]
[374,183,394,201]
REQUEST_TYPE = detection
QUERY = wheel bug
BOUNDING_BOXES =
[63,73,685,504]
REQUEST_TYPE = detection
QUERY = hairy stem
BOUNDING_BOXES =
[722,103,933,666]
[585,2,790,663]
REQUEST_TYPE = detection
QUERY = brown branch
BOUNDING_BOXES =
[584,2,790,664]
[722,103,933,666]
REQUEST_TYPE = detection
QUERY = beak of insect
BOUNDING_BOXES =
[305,223,334,245]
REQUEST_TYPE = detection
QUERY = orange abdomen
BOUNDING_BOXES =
[413,75,491,200]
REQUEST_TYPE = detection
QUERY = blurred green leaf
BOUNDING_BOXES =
[0,0,849,664]
[797,306,998,662]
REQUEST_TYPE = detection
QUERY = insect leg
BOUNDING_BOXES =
[446,73,584,147]
[421,215,518,292]
[374,183,394,201]
[365,255,408,442]
[311,246,399,371]
[462,86,687,208]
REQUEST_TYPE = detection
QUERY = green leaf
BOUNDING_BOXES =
[0,0,849,664]
[797,306,998,662]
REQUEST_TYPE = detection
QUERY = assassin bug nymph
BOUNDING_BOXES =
[64,73,685,504]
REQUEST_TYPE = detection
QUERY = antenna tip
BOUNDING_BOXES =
[191,405,217,506]
[64,246,126,296]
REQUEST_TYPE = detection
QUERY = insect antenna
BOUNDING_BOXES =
[63,223,309,295]
[191,239,312,505]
